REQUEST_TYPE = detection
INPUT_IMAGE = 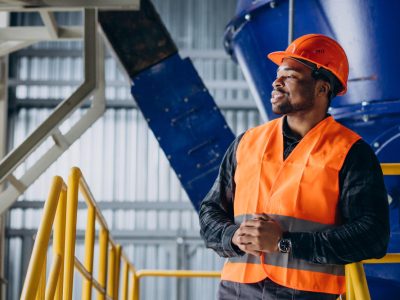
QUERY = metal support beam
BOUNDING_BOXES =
[0,15,8,178]
[288,0,295,44]
[12,200,194,210]
[0,9,106,214]
[0,0,140,11]
[6,228,205,243]
[0,41,36,57]
[39,11,59,39]
[0,11,9,299]
[19,234,34,298]
[0,26,82,41]
[0,55,7,300]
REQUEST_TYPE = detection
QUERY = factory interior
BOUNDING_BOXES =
[0,0,399,299]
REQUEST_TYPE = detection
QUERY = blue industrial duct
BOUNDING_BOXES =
[99,1,235,211]
[225,0,400,297]
[130,54,235,211]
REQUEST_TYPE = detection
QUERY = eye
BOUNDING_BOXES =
[276,75,292,80]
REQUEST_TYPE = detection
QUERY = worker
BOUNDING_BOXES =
[199,34,390,299]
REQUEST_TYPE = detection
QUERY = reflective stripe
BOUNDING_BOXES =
[228,253,344,276]
[264,252,344,276]
[265,264,345,295]
[234,214,336,232]
[222,261,345,293]
[230,214,344,276]
[229,254,260,264]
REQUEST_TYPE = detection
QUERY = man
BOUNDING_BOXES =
[199,34,390,299]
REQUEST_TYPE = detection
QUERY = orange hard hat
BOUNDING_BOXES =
[268,34,349,95]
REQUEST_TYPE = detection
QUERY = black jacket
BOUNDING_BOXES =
[199,117,390,264]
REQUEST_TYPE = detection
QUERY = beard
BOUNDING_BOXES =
[272,96,315,115]
[272,101,294,115]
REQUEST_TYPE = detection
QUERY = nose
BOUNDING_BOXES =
[272,76,284,89]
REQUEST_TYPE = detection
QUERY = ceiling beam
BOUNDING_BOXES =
[0,41,36,56]
[0,26,82,41]
[0,0,140,11]
[39,11,59,39]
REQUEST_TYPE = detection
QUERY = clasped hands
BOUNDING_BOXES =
[232,214,283,256]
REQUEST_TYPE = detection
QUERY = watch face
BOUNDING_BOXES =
[279,239,292,253]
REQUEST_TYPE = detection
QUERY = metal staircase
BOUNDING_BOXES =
[0,4,129,214]
[1,0,235,214]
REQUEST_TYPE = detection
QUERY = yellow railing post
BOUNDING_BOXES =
[97,228,109,300]
[35,255,46,300]
[129,273,136,300]
[107,246,116,298]
[82,205,96,300]
[345,264,355,300]
[63,167,80,300]
[121,262,129,300]
[20,176,63,300]
[53,187,66,300]
[114,245,122,299]
[132,273,140,300]
[45,254,62,299]
[345,263,371,300]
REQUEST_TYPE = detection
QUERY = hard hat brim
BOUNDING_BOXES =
[267,51,287,66]
[267,51,347,95]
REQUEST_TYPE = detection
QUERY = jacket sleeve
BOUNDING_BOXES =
[287,140,390,265]
[199,134,245,258]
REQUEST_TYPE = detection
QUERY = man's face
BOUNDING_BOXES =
[270,58,318,115]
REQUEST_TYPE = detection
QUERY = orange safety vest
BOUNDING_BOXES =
[221,116,361,295]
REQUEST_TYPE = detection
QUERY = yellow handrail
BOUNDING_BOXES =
[344,163,400,299]
[364,253,400,264]
[63,167,137,300]
[345,253,400,300]
[380,163,400,175]
[20,167,221,300]
[20,168,139,300]
[20,176,66,300]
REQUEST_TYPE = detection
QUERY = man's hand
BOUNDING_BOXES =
[232,214,283,256]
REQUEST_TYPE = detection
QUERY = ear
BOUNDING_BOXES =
[317,81,331,96]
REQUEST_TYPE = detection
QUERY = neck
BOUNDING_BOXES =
[286,110,327,137]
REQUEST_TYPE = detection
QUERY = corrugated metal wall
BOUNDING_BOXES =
[5,1,260,299]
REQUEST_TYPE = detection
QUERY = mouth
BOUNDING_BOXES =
[270,90,287,104]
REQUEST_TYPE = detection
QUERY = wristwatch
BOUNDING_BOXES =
[278,237,292,253]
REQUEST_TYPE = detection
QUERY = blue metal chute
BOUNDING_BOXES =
[225,0,400,297]
[131,54,235,211]
[99,1,235,211]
